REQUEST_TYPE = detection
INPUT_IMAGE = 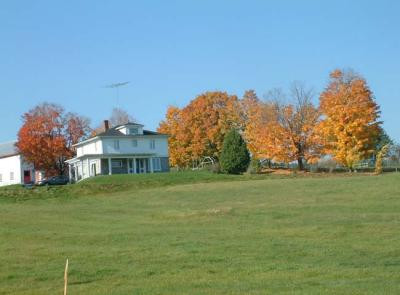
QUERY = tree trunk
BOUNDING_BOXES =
[297,157,304,171]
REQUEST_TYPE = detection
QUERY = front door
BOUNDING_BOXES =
[91,163,97,176]
[23,170,31,184]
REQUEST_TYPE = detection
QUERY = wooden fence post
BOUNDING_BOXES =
[64,259,68,295]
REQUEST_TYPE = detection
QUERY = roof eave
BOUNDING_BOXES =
[73,132,169,147]
[0,153,20,160]
[72,136,99,147]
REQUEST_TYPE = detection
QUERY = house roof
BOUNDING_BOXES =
[143,130,164,135]
[0,141,19,159]
[95,127,166,138]
[114,122,144,129]
[96,128,125,137]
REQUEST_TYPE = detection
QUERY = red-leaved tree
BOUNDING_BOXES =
[17,103,91,176]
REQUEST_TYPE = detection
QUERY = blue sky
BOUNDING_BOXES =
[1,0,399,142]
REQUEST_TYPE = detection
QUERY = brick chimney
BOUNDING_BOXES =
[104,120,110,131]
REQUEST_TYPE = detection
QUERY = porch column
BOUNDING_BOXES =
[108,158,112,175]
[80,160,84,178]
[133,158,137,174]
[68,164,72,183]
[98,159,102,176]
[127,158,130,174]
[87,158,90,177]
[74,164,78,181]
[149,157,154,173]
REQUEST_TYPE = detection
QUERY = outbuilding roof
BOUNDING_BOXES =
[0,141,19,159]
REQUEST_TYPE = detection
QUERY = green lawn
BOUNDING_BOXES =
[1,172,400,294]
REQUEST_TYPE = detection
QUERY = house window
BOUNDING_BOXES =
[10,172,14,181]
[114,140,120,150]
[150,139,156,149]
[152,158,161,171]
[130,128,138,135]
[132,139,138,147]
[111,160,123,168]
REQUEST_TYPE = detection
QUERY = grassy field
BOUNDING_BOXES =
[0,172,400,294]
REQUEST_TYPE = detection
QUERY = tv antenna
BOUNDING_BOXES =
[104,81,130,108]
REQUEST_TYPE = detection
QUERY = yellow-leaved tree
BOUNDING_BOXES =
[157,106,191,168]
[158,91,241,168]
[265,84,322,170]
[241,90,275,160]
[243,84,322,170]
[318,69,381,170]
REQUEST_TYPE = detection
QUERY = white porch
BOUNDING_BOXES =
[66,154,159,182]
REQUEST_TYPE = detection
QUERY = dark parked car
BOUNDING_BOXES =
[37,175,69,186]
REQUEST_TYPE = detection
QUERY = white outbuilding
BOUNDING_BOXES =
[0,141,37,187]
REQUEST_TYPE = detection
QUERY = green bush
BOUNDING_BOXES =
[220,129,250,174]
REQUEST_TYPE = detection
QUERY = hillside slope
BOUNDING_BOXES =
[0,173,399,294]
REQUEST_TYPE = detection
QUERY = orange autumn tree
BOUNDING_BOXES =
[158,106,191,167]
[241,90,276,160]
[243,85,322,170]
[65,112,92,149]
[267,84,322,170]
[17,103,91,176]
[240,90,259,129]
[318,69,381,170]
[158,91,241,168]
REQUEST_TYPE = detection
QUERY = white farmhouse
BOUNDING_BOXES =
[66,121,169,181]
[0,141,37,187]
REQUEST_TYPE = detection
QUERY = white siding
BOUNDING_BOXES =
[76,147,83,157]
[0,155,22,186]
[75,158,102,180]
[77,140,102,156]
[102,137,168,157]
